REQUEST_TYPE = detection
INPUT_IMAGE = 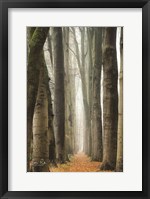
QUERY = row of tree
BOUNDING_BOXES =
[27,26,123,172]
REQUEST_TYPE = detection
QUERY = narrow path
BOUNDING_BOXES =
[51,153,102,172]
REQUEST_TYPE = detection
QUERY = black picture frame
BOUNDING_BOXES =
[0,0,149,198]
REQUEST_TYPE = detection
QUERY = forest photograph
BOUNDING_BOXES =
[27,26,123,172]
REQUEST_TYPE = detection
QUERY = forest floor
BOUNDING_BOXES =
[50,153,112,172]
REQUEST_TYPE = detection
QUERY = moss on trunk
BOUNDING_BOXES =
[27,27,49,171]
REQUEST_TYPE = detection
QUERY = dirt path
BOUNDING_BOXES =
[51,153,102,172]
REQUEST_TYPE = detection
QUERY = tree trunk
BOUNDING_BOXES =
[116,27,123,172]
[27,27,49,171]
[72,28,90,155]
[47,71,56,166]
[47,31,53,68]
[69,60,76,154]
[91,28,103,161]
[32,53,49,172]
[87,28,94,156]
[53,27,65,163]
[100,27,118,170]
[63,27,75,158]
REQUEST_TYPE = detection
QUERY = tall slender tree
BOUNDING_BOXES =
[100,27,118,170]
[116,27,123,172]
[27,27,49,171]
[53,27,65,163]
[91,28,103,161]
[32,53,50,172]
[47,30,54,68]
[87,28,94,156]
[71,28,90,155]
[48,89,56,166]
[63,27,75,156]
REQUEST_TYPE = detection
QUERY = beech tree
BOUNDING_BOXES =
[32,53,49,172]
[86,28,94,156]
[63,27,75,156]
[48,79,56,166]
[27,27,49,171]
[71,27,91,155]
[116,28,123,172]
[53,27,65,163]
[100,27,118,170]
[91,28,103,161]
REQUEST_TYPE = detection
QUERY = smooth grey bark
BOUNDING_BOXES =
[100,27,118,170]
[47,31,53,68]
[87,28,94,156]
[63,27,76,157]
[32,53,49,172]
[116,27,123,172]
[27,27,49,171]
[69,56,76,153]
[91,28,103,161]
[43,30,57,166]
[53,27,65,163]
[47,69,56,166]
[80,28,89,154]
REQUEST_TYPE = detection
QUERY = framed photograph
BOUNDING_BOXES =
[0,0,149,198]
